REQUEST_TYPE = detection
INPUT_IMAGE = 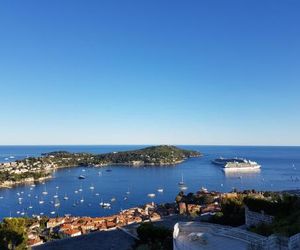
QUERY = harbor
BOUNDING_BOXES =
[0,145,300,220]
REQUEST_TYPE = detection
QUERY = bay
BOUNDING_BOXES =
[0,145,299,219]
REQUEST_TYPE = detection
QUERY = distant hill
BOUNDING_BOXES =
[0,146,201,187]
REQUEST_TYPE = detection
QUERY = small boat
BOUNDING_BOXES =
[28,205,33,209]
[42,187,48,195]
[95,193,100,196]
[178,174,185,186]
[40,212,44,215]
[9,156,15,159]
[98,171,102,176]
[0,196,4,199]
[82,169,86,172]
[63,194,69,200]
[16,211,20,214]
[20,211,25,216]
[157,188,164,193]
[53,192,59,198]
[100,201,111,208]
[124,196,128,200]
[39,200,44,204]
[78,188,83,192]
[50,211,55,215]
[89,185,95,190]
[80,197,84,203]
[74,190,78,194]
[111,197,116,202]
[78,175,86,179]
[148,193,156,198]
[180,186,188,191]
[54,202,60,207]
[4,158,9,160]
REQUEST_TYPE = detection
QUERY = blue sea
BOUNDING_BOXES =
[0,145,299,220]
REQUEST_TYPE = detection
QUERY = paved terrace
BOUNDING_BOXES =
[33,228,135,250]
[173,221,266,250]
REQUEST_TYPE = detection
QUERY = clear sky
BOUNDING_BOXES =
[0,1,299,146]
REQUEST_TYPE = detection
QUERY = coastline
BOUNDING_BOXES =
[0,175,52,189]
[0,145,201,189]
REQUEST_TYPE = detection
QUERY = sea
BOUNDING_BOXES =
[0,145,299,220]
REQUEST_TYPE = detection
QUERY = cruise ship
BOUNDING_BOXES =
[212,157,261,171]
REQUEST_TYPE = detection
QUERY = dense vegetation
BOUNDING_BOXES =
[96,145,200,165]
[210,196,245,226]
[247,194,300,236]
[134,223,173,250]
[45,145,200,165]
[0,218,28,250]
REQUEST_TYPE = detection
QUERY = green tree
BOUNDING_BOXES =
[0,218,27,250]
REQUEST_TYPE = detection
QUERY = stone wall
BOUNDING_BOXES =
[245,206,274,227]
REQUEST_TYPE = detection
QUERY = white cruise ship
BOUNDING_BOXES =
[212,157,261,171]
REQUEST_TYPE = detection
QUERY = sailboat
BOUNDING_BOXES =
[39,197,44,204]
[28,202,33,209]
[54,198,60,207]
[178,174,185,186]
[53,191,59,199]
[63,194,69,200]
[42,186,48,195]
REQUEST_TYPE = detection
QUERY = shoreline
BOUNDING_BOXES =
[0,175,52,189]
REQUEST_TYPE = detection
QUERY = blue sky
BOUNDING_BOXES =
[0,1,299,145]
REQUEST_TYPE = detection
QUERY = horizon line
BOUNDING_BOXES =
[0,144,299,147]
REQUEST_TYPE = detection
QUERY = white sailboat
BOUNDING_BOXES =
[53,191,59,199]
[42,186,48,195]
[178,174,185,186]
[54,198,60,207]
